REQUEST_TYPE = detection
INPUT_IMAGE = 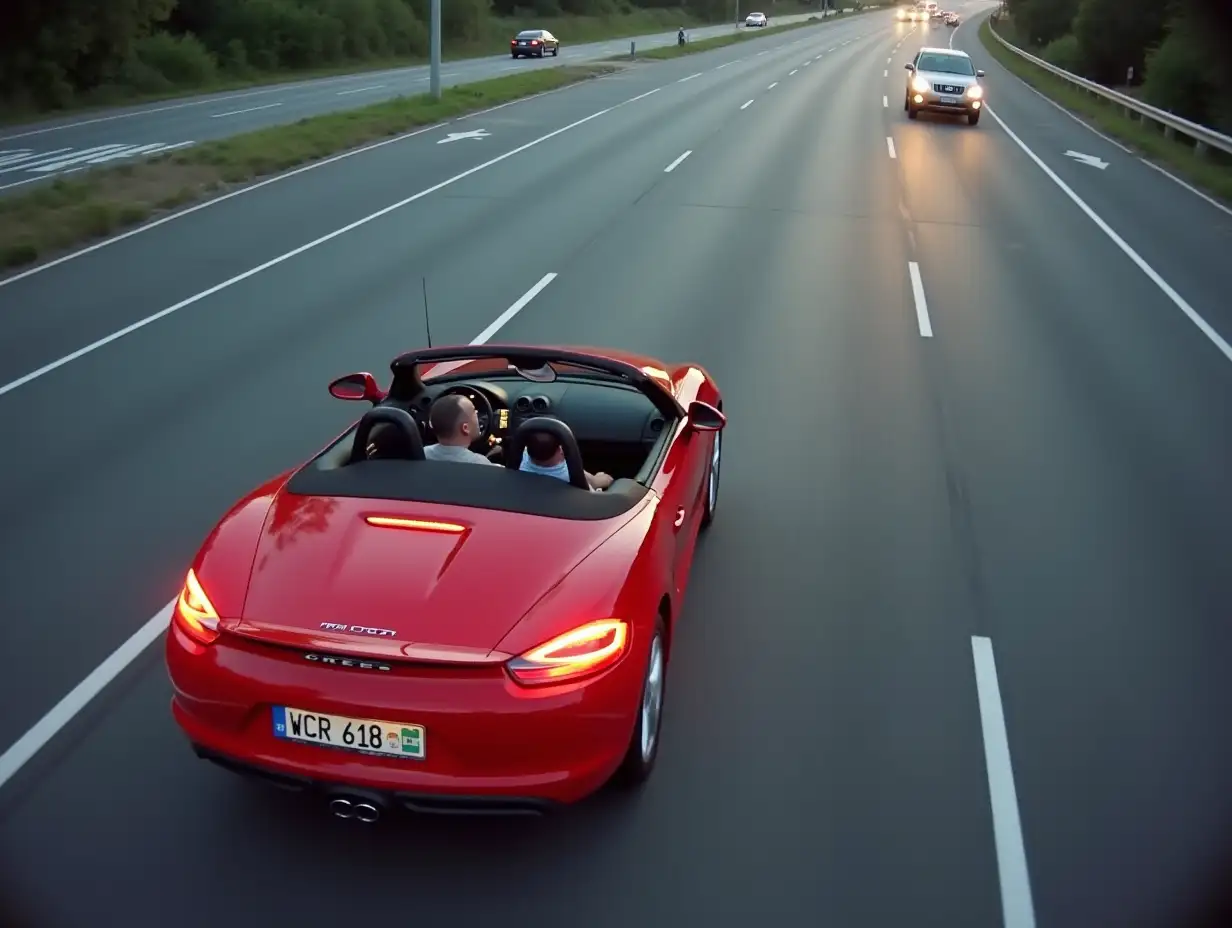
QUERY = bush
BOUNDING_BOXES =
[134,32,220,87]
[1039,33,1081,73]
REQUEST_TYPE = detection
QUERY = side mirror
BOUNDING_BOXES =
[904,63,915,71]
[328,372,385,404]
[976,69,985,78]
[686,400,726,433]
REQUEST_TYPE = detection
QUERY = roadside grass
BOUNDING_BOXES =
[617,11,862,61]
[980,17,1232,205]
[0,7,813,127]
[0,65,620,271]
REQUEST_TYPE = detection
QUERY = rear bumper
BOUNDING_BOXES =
[191,742,560,815]
[167,622,645,809]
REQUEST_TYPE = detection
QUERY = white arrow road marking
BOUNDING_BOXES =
[438,129,491,144]
[1064,149,1109,170]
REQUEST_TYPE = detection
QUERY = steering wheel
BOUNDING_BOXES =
[437,386,495,444]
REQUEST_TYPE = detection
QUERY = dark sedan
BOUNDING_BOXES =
[511,29,560,58]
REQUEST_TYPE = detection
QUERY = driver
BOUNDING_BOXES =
[520,430,614,491]
[423,394,503,465]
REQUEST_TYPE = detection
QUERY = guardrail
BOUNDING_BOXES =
[987,13,1232,159]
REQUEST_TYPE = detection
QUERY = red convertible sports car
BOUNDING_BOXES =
[166,344,725,820]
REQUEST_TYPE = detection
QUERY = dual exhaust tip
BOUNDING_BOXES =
[329,795,383,823]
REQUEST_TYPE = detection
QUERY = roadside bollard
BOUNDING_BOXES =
[630,40,636,59]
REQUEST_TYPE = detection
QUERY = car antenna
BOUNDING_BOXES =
[421,275,434,349]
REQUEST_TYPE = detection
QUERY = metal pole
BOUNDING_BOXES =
[430,0,442,100]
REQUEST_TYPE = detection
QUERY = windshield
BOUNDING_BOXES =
[516,30,542,38]
[917,53,976,75]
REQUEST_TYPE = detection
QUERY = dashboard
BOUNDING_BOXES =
[392,374,671,447]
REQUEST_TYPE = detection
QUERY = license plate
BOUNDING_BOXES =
[273,706,425,760]
[939,95,960,104]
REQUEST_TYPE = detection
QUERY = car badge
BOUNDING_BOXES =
[320,622,397,637]
[304,653,392,672]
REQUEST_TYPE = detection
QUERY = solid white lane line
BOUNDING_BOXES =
[908,261,932,336]
[971,636,1037,928]
[741,99,754,110]
[0,174,55,192]
[886,136,897,159]
[1138,158,1232,219]
[0,602,174,791]
[664,150,692,172]
[987,105,1232,364]
[210,102,283,118]
[768,82,779,90]
[0,272,558,790]
[0,90,658,394]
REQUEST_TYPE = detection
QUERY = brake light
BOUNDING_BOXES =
[506,619,629,686]
[530,39,539,45]
[175,568,220,645]
[365,515,465,533]
[511,38,517,44]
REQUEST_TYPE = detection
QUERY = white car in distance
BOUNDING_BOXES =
[745,12,768,27]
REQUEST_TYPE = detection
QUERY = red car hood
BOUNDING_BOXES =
[229,492,635,661]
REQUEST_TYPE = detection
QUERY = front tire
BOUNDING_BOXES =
[968,110,980,125]
[614,616,667,787]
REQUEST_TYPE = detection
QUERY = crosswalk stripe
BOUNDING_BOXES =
[0,142,197,181]
[0,148,72,174]
[0,150,38,168]
[30,145,133,172]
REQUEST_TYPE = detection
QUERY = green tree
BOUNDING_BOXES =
[1071,0,1168,85]
[1007,0,1079,47]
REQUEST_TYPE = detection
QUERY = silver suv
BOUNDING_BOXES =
[904,47,985,125]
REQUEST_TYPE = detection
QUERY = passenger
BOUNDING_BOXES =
[423,394,503,464]
[520,430,614,490]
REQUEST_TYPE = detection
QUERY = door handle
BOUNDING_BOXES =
[674,508,686,528]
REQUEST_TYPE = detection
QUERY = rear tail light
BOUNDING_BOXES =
[531,39,540,45]
[175,568,220,645]
[511,39,517,44]
[506,619,629,686]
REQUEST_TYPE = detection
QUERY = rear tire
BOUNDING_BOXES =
[700,404,722,529]
[613,615,667,788]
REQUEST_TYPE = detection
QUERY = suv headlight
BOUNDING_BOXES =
[911,76,930,93]
[966,84,983,99]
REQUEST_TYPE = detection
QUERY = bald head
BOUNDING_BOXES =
[429,394,478,446]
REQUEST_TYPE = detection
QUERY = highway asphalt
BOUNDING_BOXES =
[0,11,845,194]
[3,4,1232,926]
